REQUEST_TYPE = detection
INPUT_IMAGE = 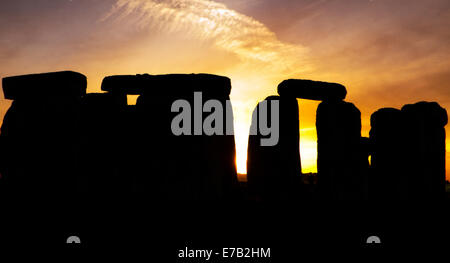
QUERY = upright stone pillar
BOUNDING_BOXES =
[401,101,447,199]
[369,108,407,200]
[316,100,367,200]
[247,95,301,200]
[77,92,126,196]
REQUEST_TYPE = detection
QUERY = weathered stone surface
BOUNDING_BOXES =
[316,100,368,200]
[277,79,346,101]
[2,71,86,100]
[247,95,301,201]
[401,101,447,199]
[101,73,231,97]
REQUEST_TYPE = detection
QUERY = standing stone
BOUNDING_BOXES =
[369,108,407,200]
[316,101,368,200]
[247,96,301,201]
[401,101,447,199]
[0,71,86,199]
[77,92,127,196]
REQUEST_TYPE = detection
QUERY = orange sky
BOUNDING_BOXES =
[0,0,449,180]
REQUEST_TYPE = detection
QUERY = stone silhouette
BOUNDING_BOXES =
[369,108,407,200]
[247,95,301,200]
[275,79,368,200]
[316,100,368,200]
[0,70,447,202]
[0,71,86,197]
[278,79,347,101]
[369,102,447,200]
[77,92,125,196]
[100,76,142,194]
[401,101,447,199]
[2,71,86,100]
[103,73,240,200]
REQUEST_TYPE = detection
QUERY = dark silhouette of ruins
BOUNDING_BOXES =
[0,71,447,201]
[369,108,406,200]
[0,71,85,198]
[247,95,301,201]
[125,74,239,200]
[369,102,447,200]
[247,79,447,201]
[247,79,369,200]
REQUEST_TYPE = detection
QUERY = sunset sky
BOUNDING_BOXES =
[0,0,449,180]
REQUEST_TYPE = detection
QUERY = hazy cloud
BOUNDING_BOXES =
[102,0,311,76]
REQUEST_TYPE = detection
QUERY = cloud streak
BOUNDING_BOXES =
[102,0,311,76]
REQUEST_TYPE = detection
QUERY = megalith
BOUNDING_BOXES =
[316,100,367,200]
[0,71,86,197]
[247,95,301,200]
[369,108,407,200]
[401,101,447,199]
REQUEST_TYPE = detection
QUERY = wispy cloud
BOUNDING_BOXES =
[102,0,311,76]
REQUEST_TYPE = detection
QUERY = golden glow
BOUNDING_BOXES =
[234,99,320,176]
[299,129,318,174]
[234,121,249,174]
[127,95,139,105]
